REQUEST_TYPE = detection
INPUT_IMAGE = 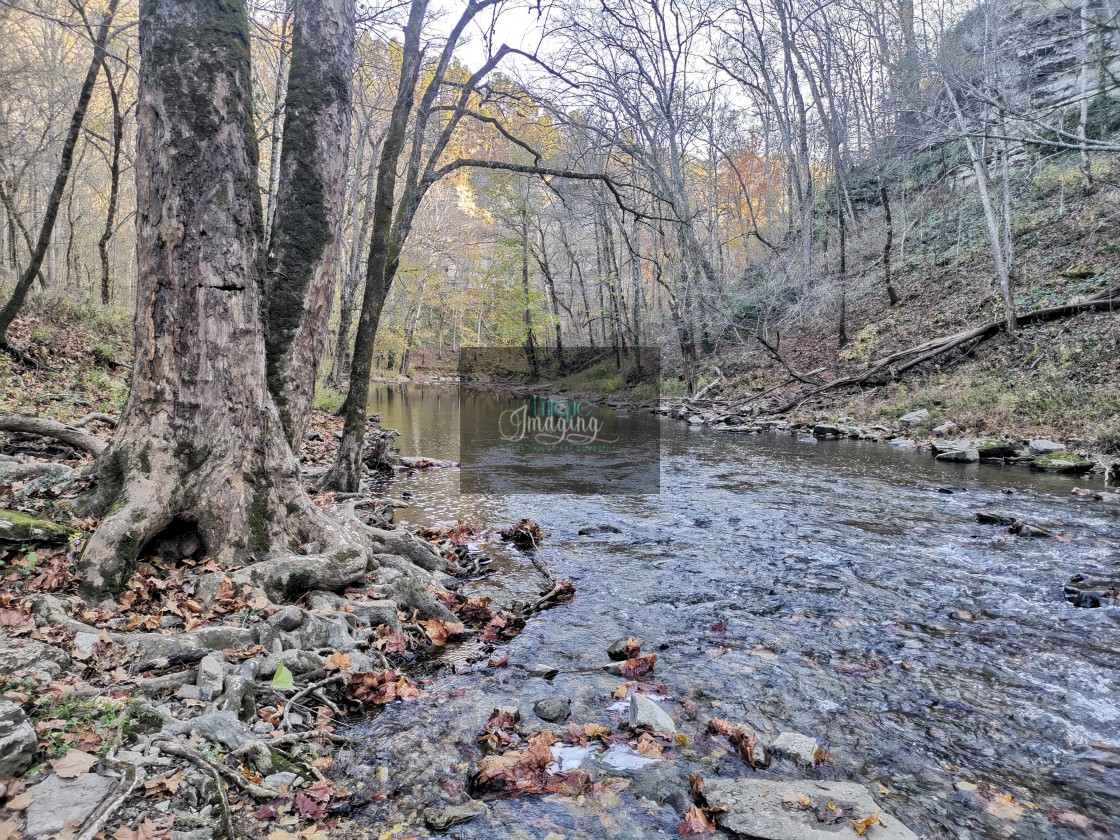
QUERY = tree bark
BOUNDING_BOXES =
[77,0,357,599]
[0,0,119,346]
[320,0,427,492]
[264,0,356,449]
[98,62,126,306]
[881,185,899,306]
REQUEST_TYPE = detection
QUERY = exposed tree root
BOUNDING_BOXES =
[766,284,1120,414]
[0,411,107,455]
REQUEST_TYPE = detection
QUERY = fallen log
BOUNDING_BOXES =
[767,285,1120,414]
[0,411,106,455]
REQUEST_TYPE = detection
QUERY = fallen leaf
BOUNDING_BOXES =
[851,811,881,836]
[635,732,663,758]
[323,651,352,672]
[619,653,657,679]
[271,661,296,691]
[143,770,186,796]
[51,749,98,778]
[112,820,159,840]
[4,793,32,811]
[679,805,717,835]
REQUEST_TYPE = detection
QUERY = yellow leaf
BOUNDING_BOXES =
[324,651,352,672]
[878,783,890,794]
[851,811,881,836]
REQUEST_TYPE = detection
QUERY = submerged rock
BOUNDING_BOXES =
[1031,451,1094,473]
[533,696,572,723]
[770,731,819,765]
[628,693,676,733]
[703,778,919,840]
[0,699,36,778]
[1064,574,1120,608]
[424,801,487,831]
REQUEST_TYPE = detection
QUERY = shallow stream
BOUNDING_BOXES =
[340,384,1119,839]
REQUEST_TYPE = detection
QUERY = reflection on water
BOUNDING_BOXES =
[348,384,1120,839]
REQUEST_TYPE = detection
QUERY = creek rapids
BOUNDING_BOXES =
[337,383,1119,839]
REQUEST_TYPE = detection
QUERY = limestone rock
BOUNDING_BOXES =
[0,636,72,681]
[771,731,819,765]
[931,438,1016,458]
[703,778,919,840]
[533,696,572,723]
[936,449,979,463]
[898,409,929,425]
[24,773,116,837]
[1031,451,1093,473]
[0,699,36,778]
[196,653,228,701]
[424,801,486,831]
[1028,439,1066,455]
[628,693,675,733]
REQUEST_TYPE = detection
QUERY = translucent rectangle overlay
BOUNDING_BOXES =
[459,347,661,495]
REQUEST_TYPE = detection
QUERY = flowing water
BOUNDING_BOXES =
[340,383,1120,839]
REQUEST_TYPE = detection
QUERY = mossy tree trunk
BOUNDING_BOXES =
[78,0,353,600]
[265,0,355,450]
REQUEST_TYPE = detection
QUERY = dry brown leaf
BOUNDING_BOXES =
[635,732,664,758]
[679,805,717,835]
[4,793,32,812]
[51,749,98,779]
[113,820,160,840]
[323,651,352,672]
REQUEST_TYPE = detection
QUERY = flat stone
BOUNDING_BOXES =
[932,438,1016,458]
[812,424,841,437]
[0,699,37,778]
[936,449,979,463]
[424,801,486,831]
[263,771,298,789]
[1028,439,1066,454]
[976,510,1018,526]
[196,653,227,701]
[1031,451,1094,474]
[25,773,116,837]
[528,664,559,679]
[771,731,819,765]
[932,421,957,436]
[899,409,929,425]
[628,693,675,733]
[533,696,572,723]
[704,778,919,840]
[73,632,99,658]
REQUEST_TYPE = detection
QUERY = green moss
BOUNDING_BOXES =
[138,443,152,475]
[330,548,360,563]
[173,441,209,473]
[0,509,75,543]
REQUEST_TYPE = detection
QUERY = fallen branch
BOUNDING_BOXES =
[755,334,824,385]
[76,757,138,840]
[767,285,1120,414]
[0,412,107,455]
[74,411,117,428]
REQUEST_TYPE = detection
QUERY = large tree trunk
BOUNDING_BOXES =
[0,0,119,346]
[77,0,357,599]
[264,0,356,449]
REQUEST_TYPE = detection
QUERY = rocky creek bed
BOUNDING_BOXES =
[1,383,1118,839]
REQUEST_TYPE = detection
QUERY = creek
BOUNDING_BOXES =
[339,383,1119,839]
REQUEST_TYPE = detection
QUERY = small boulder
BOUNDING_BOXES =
[24,773,116,837]
[1031,451,1094,474]
[899,409,929,426]
[936,449,979,463]
[0,699,37,778]
[264,771,299,789]
[976,511,1018,526]
[1028,439,1066,455]
[533,696,572,723]
[812,424,841,438]
[528,664,559,679]
[607,638,641,661]
[628,693,675,734]
[932,421,958,436]
[770,731,819,765]
[578,524,622,535]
